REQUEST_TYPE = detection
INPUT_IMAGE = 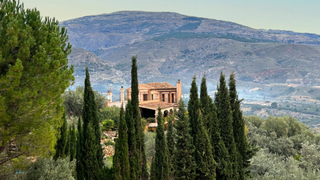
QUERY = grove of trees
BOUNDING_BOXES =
[2,1,320,180]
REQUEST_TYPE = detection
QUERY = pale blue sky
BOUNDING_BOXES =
[23,0,320,34]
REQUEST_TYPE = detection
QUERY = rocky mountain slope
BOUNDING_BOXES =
[62,11,320,93]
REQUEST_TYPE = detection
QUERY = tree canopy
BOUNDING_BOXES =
[0,0,74,166]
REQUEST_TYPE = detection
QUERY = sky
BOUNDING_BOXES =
[23,0,320,34]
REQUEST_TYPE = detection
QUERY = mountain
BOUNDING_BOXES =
[62,11,320,94]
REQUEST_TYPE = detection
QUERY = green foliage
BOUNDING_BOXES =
[54,112,68,160]
[104,140,115,147]
[194,113,217,179]
[200,74,210,129]
[174,100,197,180]
[69,123,76,162]
[144,132,156,163]
[150,156,156,180]
[131,56,148,179]
[188,76,200,145]
[147,117,156,123]
[246,116,264,128]
[215,72,238,179]
[144,131,156,174]
[141,118,148,129]
[155,108,169,180]
[25,157,76,180]
[246,115,320,179]
[209,102,231,180]
[76,117,84,180]
[98,106,120,128]
[113,105,130,180]
[125,100,139,180]
[166,115,175,177]
[82,68,104,178]
[65,127,71,157]
[229,73,249,179]
[83,123,101,179]
[0,0,74,166]
[63,86,106,117]
[102,119,114,131]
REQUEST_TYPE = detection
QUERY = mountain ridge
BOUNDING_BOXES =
[62,11,320,94]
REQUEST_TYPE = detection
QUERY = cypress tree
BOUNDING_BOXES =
[150,156,156,180]
[76,117,84,180]
[209,100,231,180]
[194,112,217,180]
[131,56,148,179]
[155,108,169,180]
[54,111,68,160]
[216,71,239,179]
[188,76,200,145]
[229,73,249,180]
[113,138,120,180]
[126,100,139,180]
[82,67,104,179]
[65,127,71,157]
[70,123,76,162]
[167,114,175,178]
[200,74,210,129]
[83,122,100,180]
[200,75,231,179]
[174,100,196,180]
[113,105,130,180]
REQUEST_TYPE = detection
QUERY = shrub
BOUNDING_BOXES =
[25,157,75,180]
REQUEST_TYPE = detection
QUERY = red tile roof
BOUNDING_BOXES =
[139,101,177,110]
[146,82,176,89]
[126,84,154,91]
[126,82,176,91]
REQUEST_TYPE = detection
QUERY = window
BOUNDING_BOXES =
[162,94,165,102]
[172,94,174,103]
[151,94,154,100]
[168,94,170,103]
[143,94,148,101]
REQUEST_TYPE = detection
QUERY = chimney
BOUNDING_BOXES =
[176,79,181,102]
[120,86,124,103]
[107,88,112,103]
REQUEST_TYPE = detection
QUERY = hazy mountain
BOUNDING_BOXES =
[62,11,320,94]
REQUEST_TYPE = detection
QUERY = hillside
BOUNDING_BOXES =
[62,11,320,94]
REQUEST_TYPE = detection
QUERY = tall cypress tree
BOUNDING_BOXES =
[131,56,148,179]
[70,123,76,162]
[155,108,169,180]
[174,100,196,180]
[188,76,200,145]
[194,113,217,180]
[83,122,100,180]
[113,138,120,180]
[150,156,156,180]
[200,74,210,129]
[201,75,231,179]
[113,105,130,180]
[82,67,104,179]
[209,100,231,180]
[54,111,68,160]
[216,71,239,179]
[166,114,175,178]
[229,73,249,180]
[65,127,71,157]
[126,100,139,180]
[76,117,84,180]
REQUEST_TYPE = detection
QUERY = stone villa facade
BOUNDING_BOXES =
[106,80,182,123]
